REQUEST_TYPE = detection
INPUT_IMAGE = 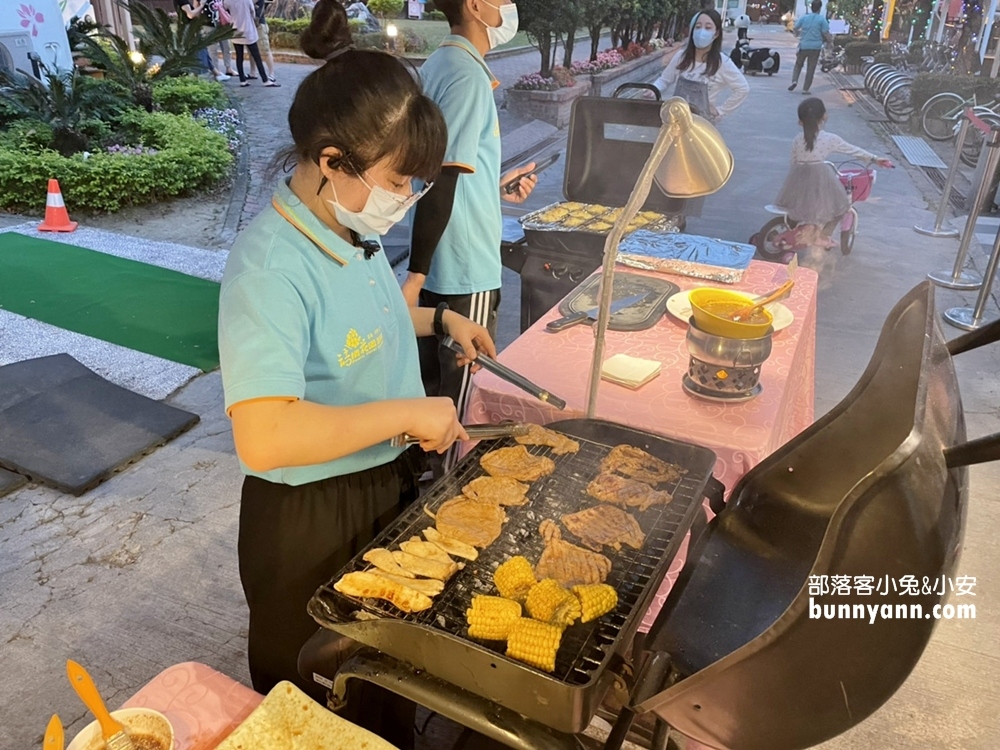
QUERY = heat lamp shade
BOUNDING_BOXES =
[652,98,734,199]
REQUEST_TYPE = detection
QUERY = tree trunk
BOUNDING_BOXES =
[550,33,559,73]
[612,27,621,48]
[911,0,934,39]
[563,26,576,68]
[590,25,602,60]
[539,34,552,77]
[868,0,886,42]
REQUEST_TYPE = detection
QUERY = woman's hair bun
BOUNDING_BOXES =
[300,0,354,61]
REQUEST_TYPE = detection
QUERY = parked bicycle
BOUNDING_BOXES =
[861,42,957,124]
[920,90,1000,168]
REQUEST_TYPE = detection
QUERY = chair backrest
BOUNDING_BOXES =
[638,282,969,750]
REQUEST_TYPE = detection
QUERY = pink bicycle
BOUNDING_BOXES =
[753,161,879,260]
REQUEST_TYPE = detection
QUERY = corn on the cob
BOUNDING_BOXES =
[572,584,618,622]
[466,595,522,640]
[493,556,537,602]
[525,579,581,627]
[506,617,562,672]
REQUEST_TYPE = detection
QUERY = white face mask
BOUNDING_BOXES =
[327,174,430,237]
[478,1,518,50]
[692,28,716,50]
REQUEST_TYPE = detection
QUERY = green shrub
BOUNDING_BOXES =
[832,33,855,47]
[0,120,56,151]
[265,17,310,33]
[844,40,889,66]
[270,30,301,49]
[911,73,1000,114]
[426,10,447,21]
[367,0,403,17]
[355,29,426,52]
[152,76,227,114]
[0,110,233,213]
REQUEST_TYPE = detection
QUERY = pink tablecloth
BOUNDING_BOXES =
[466,261,818,630]
[122,662,262,750]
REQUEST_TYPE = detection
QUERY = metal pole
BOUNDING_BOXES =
[944,216,1000,330]
[928,125,1000,289]
[914,116,970,238]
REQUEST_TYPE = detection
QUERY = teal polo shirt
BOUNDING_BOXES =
[219,180,425,486]
[418,35,502,296]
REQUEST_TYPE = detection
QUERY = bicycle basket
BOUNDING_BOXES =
[839,166,876,202]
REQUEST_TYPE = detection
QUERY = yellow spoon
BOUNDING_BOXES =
[66,660,135,750]
[44,714,63,750]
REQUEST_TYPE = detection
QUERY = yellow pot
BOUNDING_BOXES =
[688,288,774,339]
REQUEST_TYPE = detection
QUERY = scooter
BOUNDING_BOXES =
[730,15,780,75]
[820,43,845,73]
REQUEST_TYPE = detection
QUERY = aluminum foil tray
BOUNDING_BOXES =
[617,231,756,284]
[521,202,678,236]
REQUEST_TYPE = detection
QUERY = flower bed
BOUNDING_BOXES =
[506,78,592,129]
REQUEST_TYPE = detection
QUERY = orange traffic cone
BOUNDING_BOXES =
[38,179,78,233]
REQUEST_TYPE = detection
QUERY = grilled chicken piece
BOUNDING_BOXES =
[423,527,479,561]
[600,445,685,486]
[432,497,507,548]
[514,424,580,455]
[462,476,530,506]
[400,537,455,565]
[334,571,432,613]
[481,446,555,482]
[392,550,461,581]
[363,548,415,578]
[586,473,673,512]
[535,519,612,587]
[560,504,645,552]
[368,571,445,597]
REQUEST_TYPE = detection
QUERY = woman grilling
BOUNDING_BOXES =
[217,1,495,745]
[651,9,749,122]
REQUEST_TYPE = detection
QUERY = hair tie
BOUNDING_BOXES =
[325,45,354,61]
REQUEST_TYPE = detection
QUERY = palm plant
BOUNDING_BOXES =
[0,65,129,156]
[76,0,232,111]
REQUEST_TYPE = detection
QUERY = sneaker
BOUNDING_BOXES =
[788,82,797,91]
[215,73,231,81]
[263,80,281,87]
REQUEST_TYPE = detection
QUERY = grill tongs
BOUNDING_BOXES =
[390,422,530,448]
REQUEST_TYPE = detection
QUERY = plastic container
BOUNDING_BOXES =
[67,708,174,750]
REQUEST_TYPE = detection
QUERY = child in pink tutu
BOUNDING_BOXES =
[776,98,892,248]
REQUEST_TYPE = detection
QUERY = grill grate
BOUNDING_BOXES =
[313,430,707,686]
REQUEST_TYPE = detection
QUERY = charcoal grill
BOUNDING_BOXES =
[306,419,717,744]
[503,84,688,333]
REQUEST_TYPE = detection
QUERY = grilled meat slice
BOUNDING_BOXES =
[433,497,507,548]
[515,424,580,455]
[391,550,461,581]
[334,571,432,613]
[535,519,612,587]
[400,537,455,565]
[462,476,530,506]
[586,473,673,512]
[481,446,555,482]
[363,548,415,578]
[600,445,685,486]
[368,572,445,597]
[422,527,479,561]
[560,504,645,552]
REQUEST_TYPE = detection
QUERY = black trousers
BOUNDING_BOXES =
[792,48,821,92]
[235,42,268,82]
[238,450,420,748]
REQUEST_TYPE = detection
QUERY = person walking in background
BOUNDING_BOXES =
[250,0,277,83]
[788,0,829,94]
[226,0,280,86]
[401,0,538,471]
[175,0,229,80]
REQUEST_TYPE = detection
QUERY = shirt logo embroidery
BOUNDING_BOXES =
[338,327,384,367]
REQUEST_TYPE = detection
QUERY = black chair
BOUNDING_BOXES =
[606,282,1000,750]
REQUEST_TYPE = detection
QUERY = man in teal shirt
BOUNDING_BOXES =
[788,0,830,95]
[402,0,536,442]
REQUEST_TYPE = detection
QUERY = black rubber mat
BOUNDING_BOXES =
[0,467,27,498]
[0,354,200,496]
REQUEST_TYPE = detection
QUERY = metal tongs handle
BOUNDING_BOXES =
[391,423,530,448]
[442,336,567,410]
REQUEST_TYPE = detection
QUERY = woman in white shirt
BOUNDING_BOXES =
[776,97,892,247]
[653,9,749,122]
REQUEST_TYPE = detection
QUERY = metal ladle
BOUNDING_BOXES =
[730,280,795,322]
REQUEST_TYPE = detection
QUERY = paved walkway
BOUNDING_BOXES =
[2,24,999,750]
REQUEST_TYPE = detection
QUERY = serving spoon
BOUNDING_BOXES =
[729,280,795,322]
